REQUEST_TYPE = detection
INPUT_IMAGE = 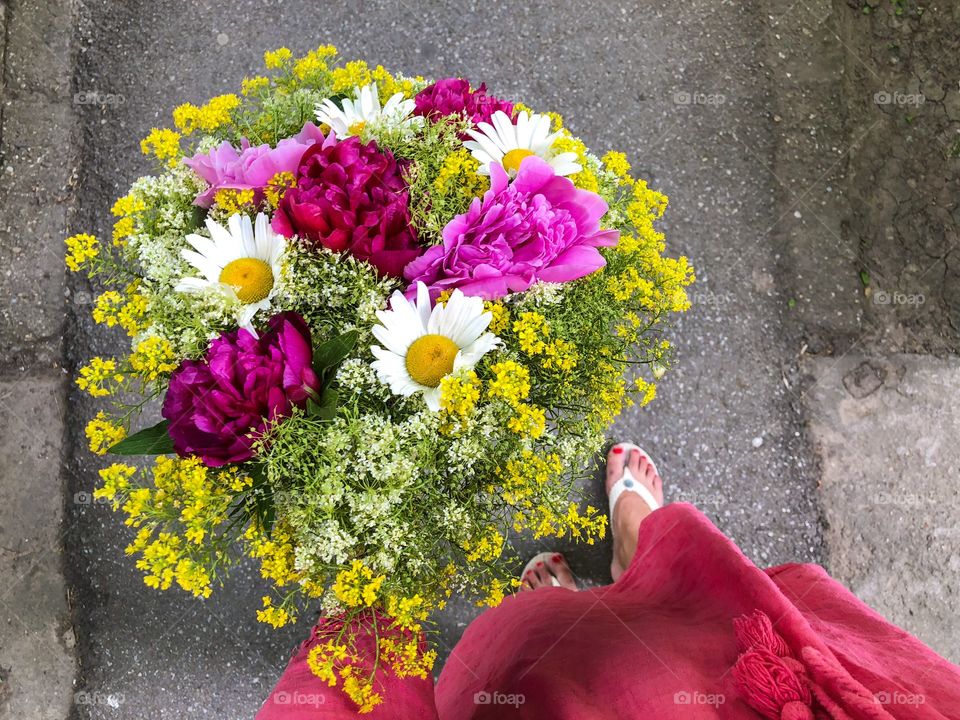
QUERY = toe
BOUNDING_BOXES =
[606,445,628,491]
[547,554,577,590]
[627,448,643,478]
[532,561,552,586]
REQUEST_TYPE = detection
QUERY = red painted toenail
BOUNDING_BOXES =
[612,446,624,454]
[552,554,564,563]
[536,561,544,567]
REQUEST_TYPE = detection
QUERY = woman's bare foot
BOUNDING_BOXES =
[606,444,664,581]
[519,553,578,592]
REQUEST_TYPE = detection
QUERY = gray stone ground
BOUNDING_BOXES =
[0,0,957,718]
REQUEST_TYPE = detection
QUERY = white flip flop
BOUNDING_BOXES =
[520,552,563,587]
[608,442,661,526]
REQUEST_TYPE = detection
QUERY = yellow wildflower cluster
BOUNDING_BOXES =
[307,641,383,711]
[139,128,182,166]
[245,521,302,589]
[65,233,99,272]
[99,457,252,599]
[434,149,489,200]
[84,412,126,455]
[499,450,563,507]
[379,633,436,680]
[257,595,295,629]
[588,359,631,427]
[263,47,293,69]
[172,94,240,135]
[128,336,178,381]
[507,403,546,439]
[608,260,693,314]
[385,593,431,632]
[110,192,146,245]
[212,188,255,216]
[463,526,505,563]
[486,361,546,438]
[439,370,481,427]
[93,284,147,336]
[240,75,270,96]
[293,44,338,80]
[330,60,374,93]
[601,150,632,182]
[340,666,382,714]
[511,312,578,372]
[634,376,658,406]
[484,301,510,334]
[76,357,122,397]
[332,560,385,608]
[487,360,530,404]
[476,577,519,608]
[94,462,136,504]
[530,502,607,544]
[264,171,297,208]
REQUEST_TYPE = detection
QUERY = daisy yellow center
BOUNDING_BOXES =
[348,120,366,136]
[502,148,535,174]
[219,258,274,303]
[405,334,459,388]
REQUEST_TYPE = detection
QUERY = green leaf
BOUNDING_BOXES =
[108,420,174,456]
[313,329,359,376]
[859,270,871,287]
[307,388,339,421]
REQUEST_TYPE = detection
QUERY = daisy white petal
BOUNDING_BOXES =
[175,212,288,328]
[369,282,500,410]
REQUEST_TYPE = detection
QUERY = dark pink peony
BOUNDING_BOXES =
[161,312,320,467]
[404,157,619,301]
[413,77,514,128]
[271,136,421,278]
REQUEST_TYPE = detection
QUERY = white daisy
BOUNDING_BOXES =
[463,110,582,177]
[370,282,500,411]
[175,212,286,327]
[316,84,422,139]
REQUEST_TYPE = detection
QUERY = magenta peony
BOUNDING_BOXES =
[161,312,320,467]
[271,136,421,278]
[185,122,331,208]
[404,157,619,301]
[413,77,514,128]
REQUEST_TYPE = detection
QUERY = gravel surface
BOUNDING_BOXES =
[63,1,827,717]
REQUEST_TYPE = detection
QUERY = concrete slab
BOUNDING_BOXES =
[804,353,960,663]
[0,378,75,720]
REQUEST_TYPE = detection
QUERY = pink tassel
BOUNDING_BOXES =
[734,609,792,657]
[732,649,814,720]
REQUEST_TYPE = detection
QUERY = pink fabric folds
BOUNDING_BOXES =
[260,504,960,719]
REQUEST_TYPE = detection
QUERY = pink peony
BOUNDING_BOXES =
[185,122,331,208]
[271,136,421,278]
[404,157,618,300]
[413,77,514,128]
[161,312,320,467]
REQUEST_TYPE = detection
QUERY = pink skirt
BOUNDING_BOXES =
[259,504,960,719]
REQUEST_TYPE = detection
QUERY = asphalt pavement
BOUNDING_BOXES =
[1,1,956,719]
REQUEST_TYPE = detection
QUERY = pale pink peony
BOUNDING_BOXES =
[185,122,331,208]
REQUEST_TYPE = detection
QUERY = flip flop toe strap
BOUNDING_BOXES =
[608,467,661,525]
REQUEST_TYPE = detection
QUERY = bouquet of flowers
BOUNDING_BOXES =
[68,45,693,712]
